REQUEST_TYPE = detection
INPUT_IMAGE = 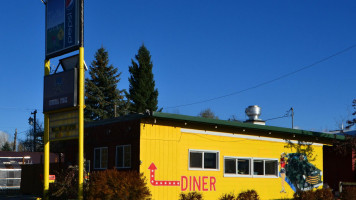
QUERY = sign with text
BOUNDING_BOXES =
[148,163,216,191]
[46,0,83,59]
[43,68,78,112]
[49,109,78,141]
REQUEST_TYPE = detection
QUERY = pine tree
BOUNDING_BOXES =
[85,47,125,121]
[127,44,159,113]
[347,99,356,129]
[1,142,12,151]
[20,121,44,152]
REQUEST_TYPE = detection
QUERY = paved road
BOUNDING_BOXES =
[0,194,39,200]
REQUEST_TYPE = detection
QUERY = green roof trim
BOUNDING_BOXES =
[84,112,344,142]
[151,112,345,141]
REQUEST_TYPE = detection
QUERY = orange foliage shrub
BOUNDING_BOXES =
[87,170,151,200]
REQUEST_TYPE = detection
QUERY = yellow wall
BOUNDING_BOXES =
[140,123,324,200]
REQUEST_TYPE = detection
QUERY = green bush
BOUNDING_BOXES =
[87,170,151,200]
[341,186,356,200]
[236,190,260,200]
[179,191,203,200]
[219,193,236,200]
[293,188,334,200]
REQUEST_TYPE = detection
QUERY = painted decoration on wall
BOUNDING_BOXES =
[148,163,180,186]
[281,153,323,192]
[148,163,216,191]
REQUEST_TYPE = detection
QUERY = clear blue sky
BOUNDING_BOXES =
[0,1,356,141]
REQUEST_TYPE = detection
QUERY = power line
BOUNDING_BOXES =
[165,43,356,109]
[0,107,42,112]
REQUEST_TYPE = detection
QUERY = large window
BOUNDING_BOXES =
[189,150,219,170]
[224,157,277,177]
[253,159,278,176]
[94,147,108,169]
[224,157,251,177]
[116,145,131,168]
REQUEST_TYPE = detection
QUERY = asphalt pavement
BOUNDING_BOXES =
[0,194,39,200]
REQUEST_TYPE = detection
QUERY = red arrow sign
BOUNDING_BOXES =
[148,162,180,186]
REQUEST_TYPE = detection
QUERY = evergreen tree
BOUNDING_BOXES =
[85,47,125,121]
[20,121,44,152]
[347,99,356,129]
[127,44,159,113]
[1,141,12,151]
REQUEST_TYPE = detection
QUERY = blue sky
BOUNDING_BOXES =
[0,1,356,141]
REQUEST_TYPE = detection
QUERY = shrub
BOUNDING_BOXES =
[314,188,333,200]
[293,188,334,200]
[179,191,203,200]
[87,170,151,200]
[219,193,236,200]
[293,190,315,200]
[48,165,89,200]
[236,190,260,200]
[341,186,356,200]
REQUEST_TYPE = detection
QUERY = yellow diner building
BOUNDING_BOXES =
[83,112,341,200]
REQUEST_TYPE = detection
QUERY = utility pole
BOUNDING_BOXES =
[31,110,37,152]
[13,129,17,151]
[291,107,294,129]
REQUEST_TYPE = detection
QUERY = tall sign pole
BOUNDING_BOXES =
[44,59,50,199]
[43,0,84,199]
[78,46,84,200]
[78,0,84,198]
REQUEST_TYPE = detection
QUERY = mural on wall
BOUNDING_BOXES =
[280,153,287,193]
[148,163,216,191]
[280,153,323,192]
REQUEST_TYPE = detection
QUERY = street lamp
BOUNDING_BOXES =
[28,117,34,125]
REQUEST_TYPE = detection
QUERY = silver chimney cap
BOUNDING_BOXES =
[245,105,261,120]
[244,105,265,125]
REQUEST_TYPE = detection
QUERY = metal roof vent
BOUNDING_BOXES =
[244,105,266,125]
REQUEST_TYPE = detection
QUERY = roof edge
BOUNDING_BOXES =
[151,112,345,141]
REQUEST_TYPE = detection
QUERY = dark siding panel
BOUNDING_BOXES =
[323,145,355,191]
[83,119,141,172]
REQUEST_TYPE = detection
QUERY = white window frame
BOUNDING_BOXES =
[252,157,279,178]
[224,156,252,177]
[94,147,108,170]
[115,145,131,169]
[188,149,220,171]
[223,156,278,178]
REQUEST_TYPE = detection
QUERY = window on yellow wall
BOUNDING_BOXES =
[253,159,278,177]
[238,159,250,175]
[204,152,217,169]
[265,160,278,176]
[94,147,108,169]
[224,157,277,178]
[224,157,251,177]
[190,152,203,168]
[189,149,219,170]
[225,158,236,174]
[253,160,264,175]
